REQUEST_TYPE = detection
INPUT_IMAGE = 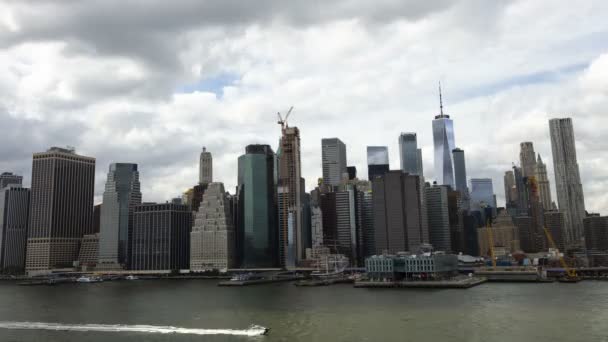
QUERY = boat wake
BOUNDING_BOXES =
[0,321,268,336]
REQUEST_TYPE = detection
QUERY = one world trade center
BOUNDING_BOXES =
[432,84,456,188]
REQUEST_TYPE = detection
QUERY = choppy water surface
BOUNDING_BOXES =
[0,280,606,342]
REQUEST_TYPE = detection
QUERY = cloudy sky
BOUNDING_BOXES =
[1,0,607,214]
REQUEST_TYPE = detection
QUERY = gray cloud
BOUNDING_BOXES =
[0,0,607,215]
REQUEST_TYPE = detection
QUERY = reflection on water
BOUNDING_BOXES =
[0,280,607,342]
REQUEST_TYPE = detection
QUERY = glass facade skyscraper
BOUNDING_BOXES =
[398,133,422,175]
[321,138,347,187]
[433,114,455,187]
[237,145,277,268]
[432,85,455,187]
[367,146,389,181]
[469,178,495,213]
[452,148,467,194]
[98,163,141,268]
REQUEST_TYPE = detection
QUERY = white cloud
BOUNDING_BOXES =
[0,0,607,215]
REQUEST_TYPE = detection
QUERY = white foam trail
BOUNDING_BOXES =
[0,321,267,336]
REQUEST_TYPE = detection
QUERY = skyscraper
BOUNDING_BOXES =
[310,206,323,247]
[237,145,277,268]
[432,85,456,187]
[131,203,191,271]
[469,178,495,213]
[447,189,464,253]
[25,147,95,274]
[519,142,536,178]
[549,118,586,244]
[425,184,452,252]
[452,148,467,194]
[544,211,565,251]
[199,147,212,184]
[0,172,23,189]
[399,133,422,175]
[98,163,142,269]
[584,216,608,252]
[277,125,304,267]
[356,187,374,262]
[320,188,357,264]
[321,138,347,187]
[372,171,424,254]
[513,166,529,215]
[503,170,517,207]
[535,154,553,210]
[0,185,30,274]
[346,166,357,180]
[190,183,235,270]
[367,146,389,180]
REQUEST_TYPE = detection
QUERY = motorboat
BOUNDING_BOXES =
[125,275,139,280]
[249,324,270,335]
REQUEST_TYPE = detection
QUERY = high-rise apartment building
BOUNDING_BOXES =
[425,184,452,252]
[0,185,30,273]
[519,142,536,178]
[199,147,213,184]
[25,147,95,274]
[190,183,235,270]
[367,146,389,181]
[278,126,305,268]
[399,133,422,175]
[131,203,191,271]
[372,171,424,254]
[549,118,586,244]
[432,86,456,187]
[98,163,141,268]
[0,172,23,189]
[237,145,277,268]
[321,138,347,187]
[535,155,552,210]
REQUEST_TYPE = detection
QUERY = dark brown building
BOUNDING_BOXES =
[584,216,608,252]
[448,190,464,253]
[544,211,565,251]
[131,203,192,271]
[25,147,95,274]
[372,171,424,254]
[0,185,30,274]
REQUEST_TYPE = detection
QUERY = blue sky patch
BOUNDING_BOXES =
[176,72,240,97]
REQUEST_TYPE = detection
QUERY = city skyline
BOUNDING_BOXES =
[1,1,607,216]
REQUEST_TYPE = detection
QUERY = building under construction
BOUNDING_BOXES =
[277,108,305,268]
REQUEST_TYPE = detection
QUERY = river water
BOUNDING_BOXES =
[0,280,606,342]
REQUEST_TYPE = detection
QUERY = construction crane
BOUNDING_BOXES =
[277,106,294,131]
[543,226,578,280]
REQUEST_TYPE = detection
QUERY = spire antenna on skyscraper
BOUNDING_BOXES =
[439,81,444,116]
